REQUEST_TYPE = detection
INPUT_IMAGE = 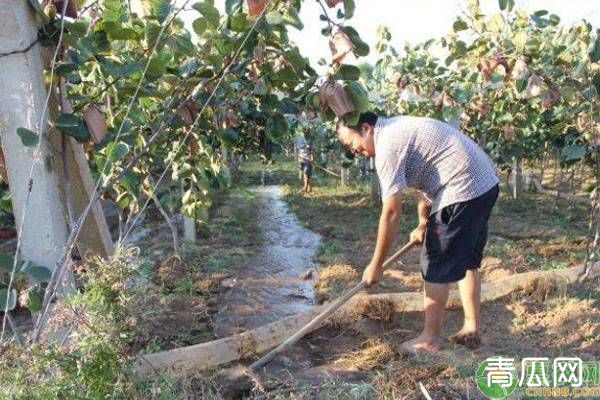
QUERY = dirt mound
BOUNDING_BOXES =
[129,289,213,351]
[152,256,186,290]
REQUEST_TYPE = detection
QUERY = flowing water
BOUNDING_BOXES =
[213,185,320,338]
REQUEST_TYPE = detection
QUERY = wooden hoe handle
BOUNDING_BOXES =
[250,240,418,371]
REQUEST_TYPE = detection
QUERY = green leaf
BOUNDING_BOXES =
[277,99,299,114]
[55,62,78,75]
[107,142,130,162]
[343,26,369,57]
[99,59,144,78]
[150,0,172,22]
[531,14,549,28]
[453,19,468,32]
[16,128,39,147]
[498,0,507,10]
[91,30,111,52]
[193,17,208,34]
[254,79,268,96]
[55,114,90,141]
[283,7,303,30]
[560,86,576,101]
[592,73,600,95]
[225,0,243,15]
[0,288,17,312]
[488,13,505,33]
[266,114,288,139]
[561,145,586,162]
[21,262,51,283]
[193,2,220,28]
[334,64,361,81]
[590,38,600,63]
[146,52,171,80]
[343,0,355,19]
[0,254,16,272]
[145,22,166,51]
[220,128,239,144]
[102,0,125,23]
[284,49,306,72]
[106,27,140,41]
[230,13,250,32]
[25,288,44,313]
[513,31,527,52]
[344,81,369,112]
[66,21,89,36]
[266,10,284,25]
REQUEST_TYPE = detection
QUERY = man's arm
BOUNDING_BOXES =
[362,192,403,286]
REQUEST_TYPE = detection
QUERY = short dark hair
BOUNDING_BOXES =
[358,112,378,127]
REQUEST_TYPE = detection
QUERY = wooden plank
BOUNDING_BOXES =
[136,304,328,376]
[135,263,598,376]
[63,137,114,258]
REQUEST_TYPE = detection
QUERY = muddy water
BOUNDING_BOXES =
[213,185,320,337]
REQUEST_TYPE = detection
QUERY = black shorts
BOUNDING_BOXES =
[300,161,312,178]
[420,185,499,283]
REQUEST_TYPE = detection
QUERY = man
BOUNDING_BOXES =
[297,132,313,193]
[337,112,499,355]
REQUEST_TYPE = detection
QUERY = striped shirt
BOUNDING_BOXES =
[374,116,499,213]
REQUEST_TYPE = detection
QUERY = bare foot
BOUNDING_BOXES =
[400,334,443,355]
[449,329,481,349]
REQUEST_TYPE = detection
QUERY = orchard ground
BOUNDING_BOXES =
[139,156,599,399]
[2,155,598,399]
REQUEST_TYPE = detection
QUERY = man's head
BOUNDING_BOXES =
[336,112,378,158]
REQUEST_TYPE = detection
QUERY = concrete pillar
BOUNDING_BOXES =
[0,1,70,270]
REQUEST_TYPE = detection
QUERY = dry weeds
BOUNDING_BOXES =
[314,264,358,303]
[334,338,396,370]
[354,298,395,322]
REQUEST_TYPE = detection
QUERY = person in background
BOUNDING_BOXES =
[297,132,313,194]
[294,132,307,180]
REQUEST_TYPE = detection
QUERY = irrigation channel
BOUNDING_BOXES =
[213,185,321,339]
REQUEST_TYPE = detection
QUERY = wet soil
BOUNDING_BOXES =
[213,186,320,337]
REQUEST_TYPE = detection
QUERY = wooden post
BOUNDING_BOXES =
[0,1,70,270]
[341,167,349,187]
[183,216,196,243]
[53,79,113,259]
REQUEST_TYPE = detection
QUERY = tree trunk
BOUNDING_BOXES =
[0,1,70,270]
[539,143,547,183]
[512,156,521,200]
